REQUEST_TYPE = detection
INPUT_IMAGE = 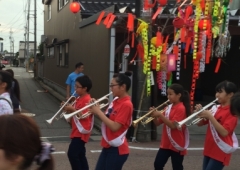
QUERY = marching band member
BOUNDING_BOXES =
[89,72,133,170]
[63,75,93,170]
[151,83,191,170]
[195,80,238,170]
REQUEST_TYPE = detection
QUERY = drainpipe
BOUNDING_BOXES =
[109,25,116,102]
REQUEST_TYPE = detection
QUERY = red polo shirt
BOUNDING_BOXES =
[159,102,188,155]
[70,94,92,143]
[101,96,133,155]
[203,105,238,165]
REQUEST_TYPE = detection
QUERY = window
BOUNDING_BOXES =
[47,5,51,20]
[47,47,54,58]
[57,43,68,67]
[58,0,69,11]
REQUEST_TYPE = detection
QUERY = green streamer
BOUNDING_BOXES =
[167,73,172,87]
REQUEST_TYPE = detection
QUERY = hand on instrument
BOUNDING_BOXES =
[63,105,75,113]
[194,104,203,111]
[197,110,212,120]
[149,107,162,118]
[88,99,101,115]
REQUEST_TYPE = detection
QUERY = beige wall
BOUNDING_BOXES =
[43,1,111,98]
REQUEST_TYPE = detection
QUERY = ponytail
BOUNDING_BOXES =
[181,90,191,117]
[168,84,191,117]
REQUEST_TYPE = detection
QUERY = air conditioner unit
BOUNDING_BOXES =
[41,35,48,43]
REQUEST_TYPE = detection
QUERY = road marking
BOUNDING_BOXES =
[90,150,102,153]
[90,146,240,153]
[52,151,66,154]
[41,136,69,139]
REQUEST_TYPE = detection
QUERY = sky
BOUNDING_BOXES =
[0,0,44,53]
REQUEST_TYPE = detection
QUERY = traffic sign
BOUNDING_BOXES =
[123,44,130,57]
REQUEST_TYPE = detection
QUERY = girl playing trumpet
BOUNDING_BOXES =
[150,83,191,170]
[195,80,238,170]
[89,72,133,170]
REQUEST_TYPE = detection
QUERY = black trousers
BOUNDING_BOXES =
[154,148,184,170]
[67,138,89,170]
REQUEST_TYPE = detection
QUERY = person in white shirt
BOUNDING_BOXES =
[0,71,13,115]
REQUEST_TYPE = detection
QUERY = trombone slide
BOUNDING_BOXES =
[174,98,218,128]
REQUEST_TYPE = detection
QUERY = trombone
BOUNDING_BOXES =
[174,98,218,129]
[46,91,76,124]
[63,92,112,120]
[132,100,170,127]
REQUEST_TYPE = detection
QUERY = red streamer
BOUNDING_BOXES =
[96,11,105,25]
[215,58,221,73]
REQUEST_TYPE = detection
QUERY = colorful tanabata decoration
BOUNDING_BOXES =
[95,0,234,103]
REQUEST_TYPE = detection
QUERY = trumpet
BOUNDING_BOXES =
[63,92,112,120]
[46,92,76,124]
[132,100,170,127]
[76,103,109,119]
[174,98,218,129]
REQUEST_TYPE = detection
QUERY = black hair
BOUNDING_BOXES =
[5,69,21,101]
[0,114,54,170]
[0,70,12,91]
[75,62,84,69]
[168,83,191,117]
[230,92,240,116]
[113,71,132,91]
[215,80,237,94]
[75,75,92,92]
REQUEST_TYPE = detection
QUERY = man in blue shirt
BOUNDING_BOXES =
[65,62,84,99]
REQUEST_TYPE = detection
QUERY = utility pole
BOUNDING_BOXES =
[132,0,152,142]
[34,0,37,77]
[26,0,30,71]
[9,29,14,66]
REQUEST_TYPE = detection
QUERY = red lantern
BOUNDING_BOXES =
[158,0,168,6]
[70,1,80,14]
[198,19,209,30]
[173,17,185,28]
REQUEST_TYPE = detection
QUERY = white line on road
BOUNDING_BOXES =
[52,151,66,154]
[90,146,240,153]
[90,150,102,153]
[41,136,69,139]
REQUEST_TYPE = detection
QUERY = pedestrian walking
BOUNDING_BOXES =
[150,83,191,170]
[63,75,93,170]
[90,72,133,170]
[0,70,14,115]
[65,62,84,99]
[5,69,21,113]
[195,80,238,170]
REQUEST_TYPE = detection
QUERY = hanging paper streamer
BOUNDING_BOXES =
[157,71,162,89]
[161,71,167,96]
[224,4,230,37]
[176,40,181,80]
[199,31,206,73]
[167,72,173,86]
[149,37,162,71]
[193,0,201,60]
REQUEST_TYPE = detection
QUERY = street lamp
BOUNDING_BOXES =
[0,38,3,41]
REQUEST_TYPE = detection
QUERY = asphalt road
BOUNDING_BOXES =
[10,66,240,170]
